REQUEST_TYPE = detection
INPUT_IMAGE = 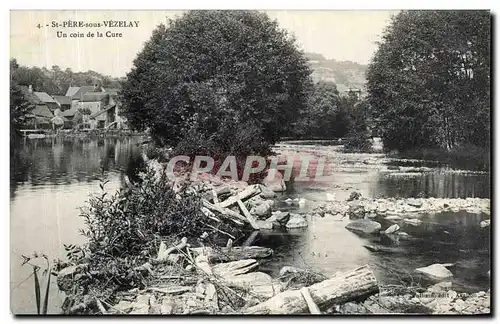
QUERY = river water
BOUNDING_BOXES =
[9,137,490,314]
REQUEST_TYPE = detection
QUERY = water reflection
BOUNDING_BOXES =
[10,137,145,314]
[11,137,145,194]
[375,172,490,199]
[259,211,490,293]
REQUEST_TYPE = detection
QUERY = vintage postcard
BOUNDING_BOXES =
[10,10,491,315]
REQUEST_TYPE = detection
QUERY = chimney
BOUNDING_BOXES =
[28,84,33,93]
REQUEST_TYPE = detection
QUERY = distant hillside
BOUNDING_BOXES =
[305,52,367,92]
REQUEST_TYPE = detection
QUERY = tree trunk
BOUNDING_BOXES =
[218,185,261,208]
[244,265,378,314]
[190,246,273,263]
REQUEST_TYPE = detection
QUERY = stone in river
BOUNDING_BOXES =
[407,198,423,208]
[415,263,453,281]
[385,215,401,221]
[285,213,308,229]
[480,219,490,228]
[259,184,277,198]
[253,201,272,218]
[403,218,423,226]
[255,220,273,229]
[384,224,400,234]
[272,211,290,225]
[345,219,382,234]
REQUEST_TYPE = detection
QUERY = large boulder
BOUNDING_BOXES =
[415,264,453,281]
[285,213,308,229]
[345,219,381,234]
[263,169,286,192]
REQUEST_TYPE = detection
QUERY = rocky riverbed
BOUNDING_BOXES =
[337,282,490,315]
[54,158,491,315]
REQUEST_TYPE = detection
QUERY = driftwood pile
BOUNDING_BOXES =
[102,236,379,315]
[170,171,306,233]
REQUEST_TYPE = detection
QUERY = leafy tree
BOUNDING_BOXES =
[10,59,122,95]
[120,10,313,154]
[10,83,32,136]
[366,10,490,151]
[293,81,343,138]
[10,59,32,136]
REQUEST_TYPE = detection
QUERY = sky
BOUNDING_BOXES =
[10,10,398,77]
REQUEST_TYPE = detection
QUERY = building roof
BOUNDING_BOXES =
[65,87,80,97]
[33,92,57,103]
[102,88,120,96]
[30,105,54,118]
[65,86,95,100]
[82,92,109,102]
[53,95,71,106]
[60,105,78,117]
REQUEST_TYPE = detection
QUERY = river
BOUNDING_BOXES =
[9,137,490,314]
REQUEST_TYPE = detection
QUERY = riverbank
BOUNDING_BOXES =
[53,159,491,315]
[387,146,490,172]
[20,128,150,140]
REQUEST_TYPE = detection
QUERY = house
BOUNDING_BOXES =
[78,92,110,114]
[33,91,59,111]
[26,105,54,129]
[65,85,96,100]
[60,105,78,121]
[89,104,117,129]
[19,85,54,129]
[102,87,127,129]
[66,85,99,114]
[53,95,72,111]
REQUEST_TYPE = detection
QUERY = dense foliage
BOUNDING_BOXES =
[366,10,491,151]
[291,81,369,141]
[60,168,246,312]
[10,58,122,95]
[10,83,32,136]
[120,10,313,155]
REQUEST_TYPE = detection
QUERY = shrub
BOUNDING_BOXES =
[61,168,246,313]
[342,132,373,153]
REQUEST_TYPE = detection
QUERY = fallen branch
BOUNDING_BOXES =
[205,223,236,240]
[212,188,220,204]
[300,287,321,314]
[190,246,273,262]
[95,297,107,315]
[237,199,260,230]
[156,237,188,263]
[243,231,259,247]
[218,185,261,208]
[203,200,247,225]
[244,265,379,314]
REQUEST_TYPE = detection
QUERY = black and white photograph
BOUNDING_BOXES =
[9,8,491,316]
